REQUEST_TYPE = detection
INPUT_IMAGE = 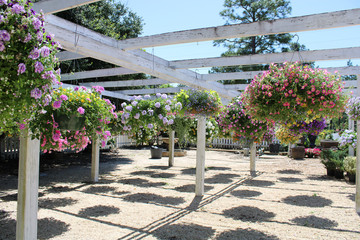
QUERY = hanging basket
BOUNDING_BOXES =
[54,112,85,131]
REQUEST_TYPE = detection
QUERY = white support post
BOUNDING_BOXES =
[16,131,40,240]
[91,136,100,182]
[250,141,256,176]
[349,117,355,156]
[195,116,206,196]
[356,74,360,214]
[168,131,175,167]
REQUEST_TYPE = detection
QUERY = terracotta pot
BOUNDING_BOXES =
[320,140,339,149]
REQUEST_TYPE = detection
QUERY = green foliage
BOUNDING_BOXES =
[344,156,356,175]
[170,116,193,149]
[320,149,348,171]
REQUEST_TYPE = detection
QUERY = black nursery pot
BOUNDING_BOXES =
[54,112,85,131]
[326,168,335,177]
[334,169,344,179]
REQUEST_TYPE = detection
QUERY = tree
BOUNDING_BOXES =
[212,0,307,84]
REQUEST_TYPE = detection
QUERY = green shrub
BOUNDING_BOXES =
[320,149,348,171]
[344,156,356,175]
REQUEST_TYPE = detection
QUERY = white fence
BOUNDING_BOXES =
[0,136,20,160]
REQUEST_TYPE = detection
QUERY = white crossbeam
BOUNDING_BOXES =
[202,66,360,81]
[44,15,237,99]
[83,78,170,88]
[170,47,360,69]
[60,83,131,100]
[56,51,86,61]
[61,67,139,81]
[33,0,101,15]
[116,87,189,95]
[117,8,360,50]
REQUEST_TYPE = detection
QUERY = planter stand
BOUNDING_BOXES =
[168,131,175,167]
[250,141,256,176]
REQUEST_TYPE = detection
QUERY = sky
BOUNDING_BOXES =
[123,0,360,74]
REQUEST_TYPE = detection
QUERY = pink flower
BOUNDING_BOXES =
[77,107,85,114]
[53,101,62,109]
[19,123,26,130]
[60,95,68,101]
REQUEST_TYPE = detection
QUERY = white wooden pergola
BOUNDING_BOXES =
[16,1,360,239]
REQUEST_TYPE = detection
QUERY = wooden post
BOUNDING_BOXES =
[349,117,355,156]
[250,141,256,176]
[195,116,206,196]
[356,74,360,214]
[16,131,40,240]
[356,121,360,214]
[91,136,100,182]
[168,130,175,167]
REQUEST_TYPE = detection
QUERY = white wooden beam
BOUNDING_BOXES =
[16,131,40,240]
[56,51,86,61]
[168,131,175,167]
[195,116,206,196]
[117,8,360,50]
[82,78,169,88]
[170,47,360,69]
[224,84,247,91]
[202,66,360,81]
[91,137,99,182]
[116,87,189,95]
[250,141,256,176]
[33,0,101,15]
[61,67,139,81]
[44,15,237,99]
[60,83,131,101]
[356,74,360,214]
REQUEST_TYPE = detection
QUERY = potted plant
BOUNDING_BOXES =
[344,156,356,183]
[120,93,181,158]
[174,89,222,116]
[242,62,348,124]
[30,86,117,152]
[320,149,347,178]
[0,0,61,136]
[216,97,274,144]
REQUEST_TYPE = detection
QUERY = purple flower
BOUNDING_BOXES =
[53,101,62,109]
[168,119,174,125]
[134,113,140,119]
[77,107,85,114]
[30,88,42,99]
[141,110,147,115]
[29,48,40,59]
[144,95,151,99]
[11,4,25,14]
[163,118,168,125]
[74,86,80,91]
[0,0,8,6]
[40,46,50,57]
[123,112,130,119]
[32,17,42,30]
[158,114,163,119]
[148,110,154,116]
[131,101,138,106]
[92,85,105,94]
[161,94,167,99]
[0,41,4,52]
[155,102,161,108]
[60,95,68,101]
[156,93,161,97]
[125,106,133,111]
[147,123,154,129]
[17,63,26,75]
[0,30,10,41]
[34,61,44,73]
[19,123,26,130]
[165,105,171,111]
[23,33,31,43]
